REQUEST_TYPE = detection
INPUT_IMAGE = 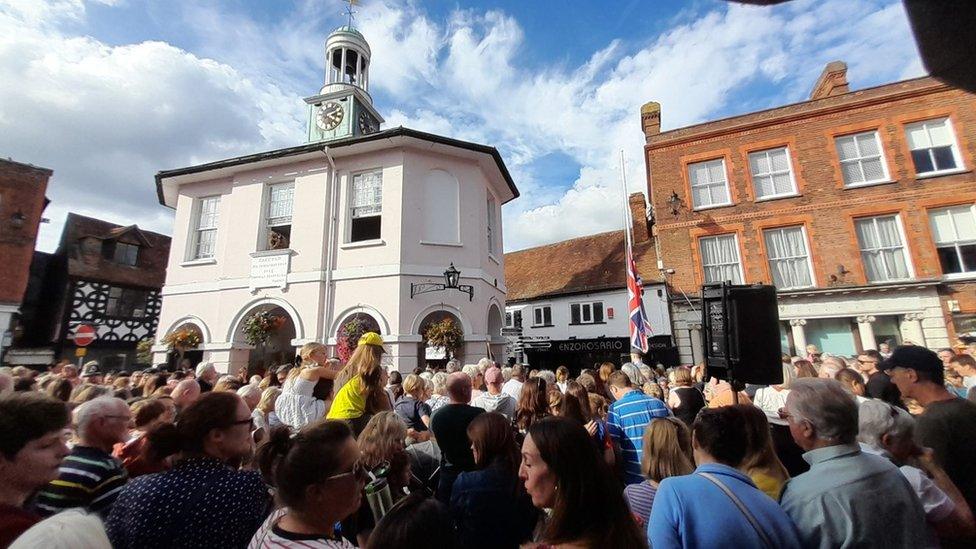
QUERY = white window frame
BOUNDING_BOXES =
[570,301,605,325]
[532,305,552,327]
[854,215,915,283]
[688,158,732,210]
[261,181,295,250]
[748,146,799,201]
[905,118,964,177]
[835,130,890,187]
[762,225,816,289]
[189,196,220,260]
[928,204,976,279]
[699,234,744,284]
[348,170,383,243]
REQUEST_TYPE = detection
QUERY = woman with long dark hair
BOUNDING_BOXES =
[512,377,549,439]
[519,417,646,548]
[562,382,615,468]
[450,413,538,548]
[251,421,363,548]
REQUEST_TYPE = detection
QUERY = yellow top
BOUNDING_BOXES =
[750,471,784,501]
[327,376,366,420]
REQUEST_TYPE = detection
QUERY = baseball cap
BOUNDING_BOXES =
[484,366,502,384]
[358,332,384,347]
[879,346,942,377]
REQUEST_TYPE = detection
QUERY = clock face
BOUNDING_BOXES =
[316,102,343,131]
[358,112,376,135]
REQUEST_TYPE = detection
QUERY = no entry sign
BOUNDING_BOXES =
[72,324,97,347]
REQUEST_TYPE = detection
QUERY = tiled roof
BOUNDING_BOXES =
[504,231,662,303]
[57,213,171,288]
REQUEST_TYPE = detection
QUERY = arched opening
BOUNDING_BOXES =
[232,304,298,376]
[417,310,464,369]
[162,322,205,371]
[334,312,382,362]
[487,303,504,340]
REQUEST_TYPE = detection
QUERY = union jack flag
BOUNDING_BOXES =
[627,242,651,353]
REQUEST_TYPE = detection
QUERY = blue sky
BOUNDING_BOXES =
[0,0,923,252]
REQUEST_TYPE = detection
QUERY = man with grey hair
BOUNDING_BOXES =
[858,400,976,542]
[36,397,130,517]
[237,384,261,411]
[445,359,461,374]
[780,378,927,548]
[195,361,218,392]
[818,355,846,380]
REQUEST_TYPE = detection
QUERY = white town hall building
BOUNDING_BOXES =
[151,24,518,373]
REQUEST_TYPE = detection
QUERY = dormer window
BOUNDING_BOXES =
[101,240,139,266]
[114,242,139,266]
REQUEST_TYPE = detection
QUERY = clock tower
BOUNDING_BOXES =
[305,25,383,143]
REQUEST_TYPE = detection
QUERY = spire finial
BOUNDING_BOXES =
[344,0,359,27]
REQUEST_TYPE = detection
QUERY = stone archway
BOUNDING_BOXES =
[334,311,382,362]
[161,320,206,371]
[231,303,299,375]
[416,310,464,369]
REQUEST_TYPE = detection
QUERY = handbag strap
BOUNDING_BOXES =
[698,472,774,549]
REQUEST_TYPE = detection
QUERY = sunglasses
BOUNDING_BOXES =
[325,459,367,482]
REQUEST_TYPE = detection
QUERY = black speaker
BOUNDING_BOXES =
[701,283,783,386]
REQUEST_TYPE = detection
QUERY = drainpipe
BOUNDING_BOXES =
[319,146,338,344]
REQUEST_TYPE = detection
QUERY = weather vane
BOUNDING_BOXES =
[344,0,359,27]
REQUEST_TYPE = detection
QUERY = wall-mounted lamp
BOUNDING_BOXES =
[665,191,683,216]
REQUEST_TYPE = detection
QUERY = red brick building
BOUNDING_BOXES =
[643,63,976,363]
[0,159,51,361]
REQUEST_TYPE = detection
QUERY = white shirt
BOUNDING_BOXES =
[752,387,790,426]
[501,379,523,401]
[471,391,517,419]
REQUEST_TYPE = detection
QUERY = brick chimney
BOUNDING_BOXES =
[641,101,661,140]
[809,61,849,100]
[629,192,650,243]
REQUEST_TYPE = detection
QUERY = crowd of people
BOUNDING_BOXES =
[1,333,976,548]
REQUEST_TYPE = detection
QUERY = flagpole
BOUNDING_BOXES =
[619,151,640,364]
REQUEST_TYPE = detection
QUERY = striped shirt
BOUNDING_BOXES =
[606,390,670,485]
[35,445,128,518]
[249,508,356,548]
[623,481,657,528]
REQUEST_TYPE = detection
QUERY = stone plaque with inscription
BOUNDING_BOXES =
[249,251,291,290]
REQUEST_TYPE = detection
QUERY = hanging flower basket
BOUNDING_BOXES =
[337,315,372,363]
[162,327,201,352]
[243,311,284,346]
[423,318,464,360]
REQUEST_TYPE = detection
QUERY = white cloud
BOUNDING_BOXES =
[0,3,306,250]
[1,0,924,255]
[349,0,923,251]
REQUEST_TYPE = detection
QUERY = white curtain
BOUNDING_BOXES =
[701,235,741,283]
[764,227,811,288]
[856,217,908,281]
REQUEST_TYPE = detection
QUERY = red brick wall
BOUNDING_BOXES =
[645,80,976,322]
[0,160,50,305]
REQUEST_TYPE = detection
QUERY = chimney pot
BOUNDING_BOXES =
[641,102,661,140]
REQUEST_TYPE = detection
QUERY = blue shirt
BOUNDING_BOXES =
[606,390,670,484]
[106,456,271,548]
[648,463,802,549]
[779,443,928,549]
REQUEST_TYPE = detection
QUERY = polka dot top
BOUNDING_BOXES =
[106,456,272,548]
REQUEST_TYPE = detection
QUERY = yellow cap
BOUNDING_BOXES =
[358,332,384,347]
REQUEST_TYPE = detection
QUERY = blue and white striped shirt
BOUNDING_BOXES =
[607,390,670,484]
